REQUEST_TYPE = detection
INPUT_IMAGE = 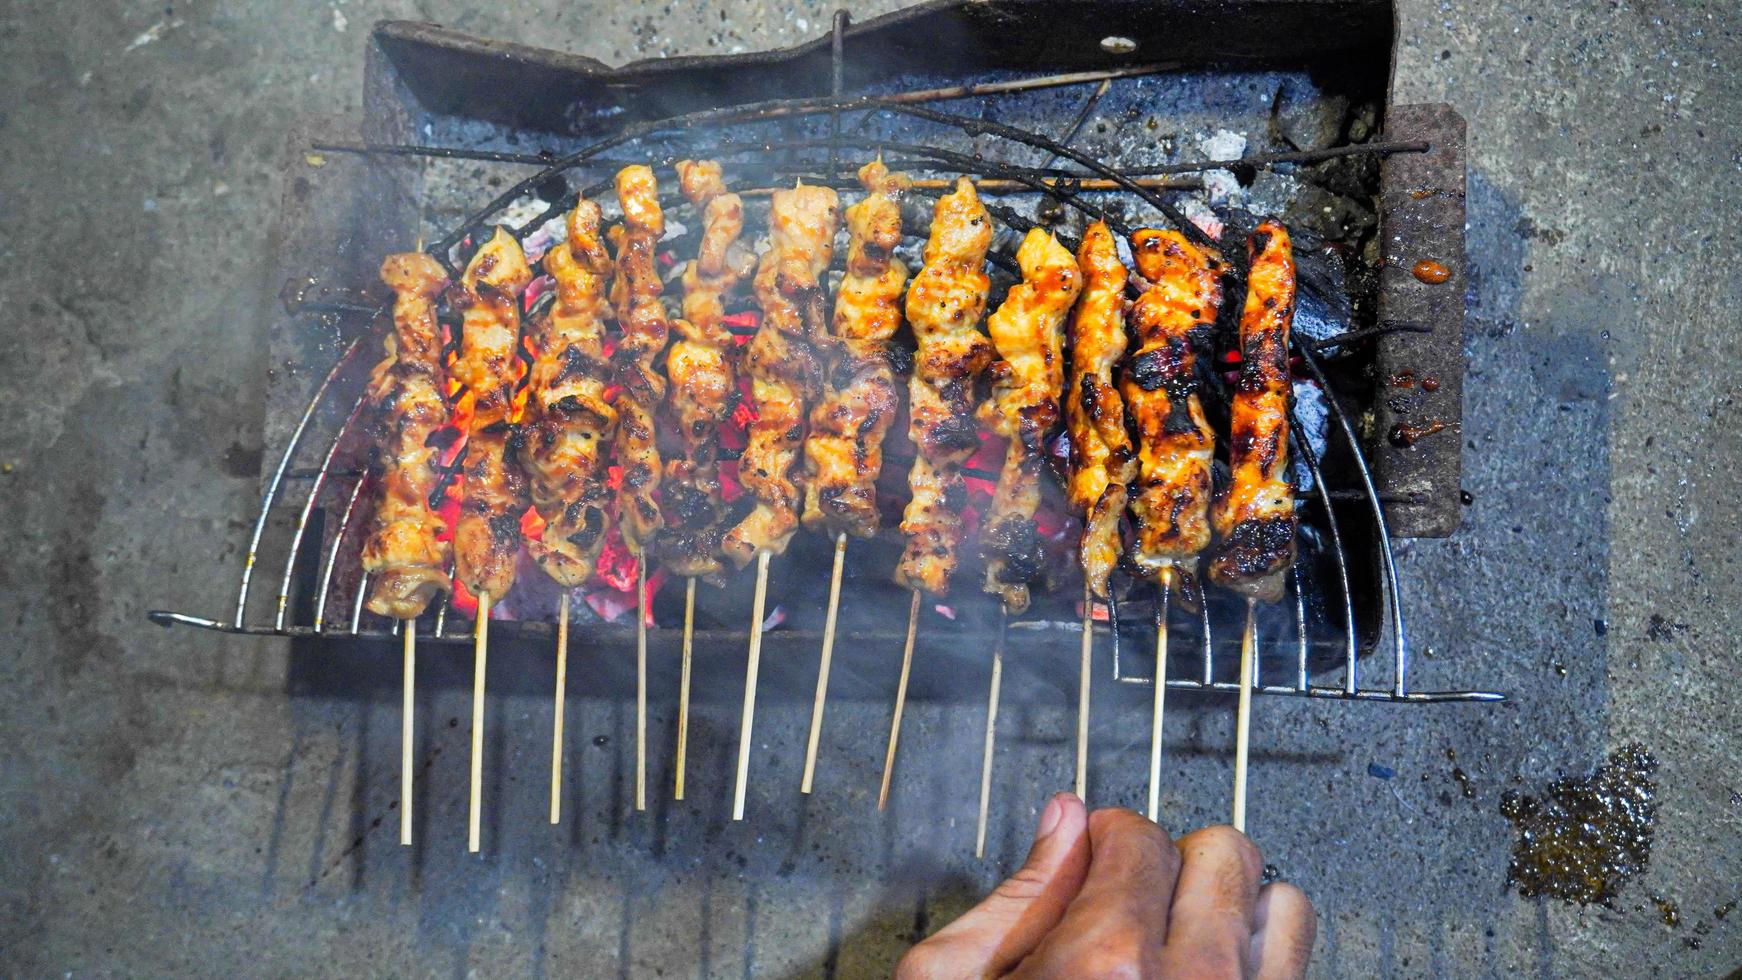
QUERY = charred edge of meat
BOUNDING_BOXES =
[555,345,611,386]
[929,414,982,454]
[1210,516,1297,584]
[487,513,520,546]
[884,342,915,376]
[984,516,1046,586]
[1232,427,1284,479]
[621,461,655,492]
[1235,327,1291,394]
[561,502,607,550]
[663,480,721,530]
[941,478,968,511]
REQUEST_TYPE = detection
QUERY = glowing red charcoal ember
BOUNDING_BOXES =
[719,459,744,502]
[593,528,639,594]
[452,578,479,617]
[519,506,546,541]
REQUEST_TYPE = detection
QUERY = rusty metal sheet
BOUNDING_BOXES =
[1373,102,1467,537]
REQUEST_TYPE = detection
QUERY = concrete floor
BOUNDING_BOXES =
[2,0,1739,976]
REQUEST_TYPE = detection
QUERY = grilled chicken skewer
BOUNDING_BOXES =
[799,160,910,793]
[610,164,673,813]
[1122,226,1225,821]
[1060,223,1129,802]
[364,253,455,621]
[724,180,840,820]
[882,177,995,810]
[449,227,533,853]
[519,197,617,823]
[971,227,1081,851]
[979,228,1082,612]
[662,159,753,799]
[361,251,451,846]
[1209,220,1297,832]
[1066,222,1138,603]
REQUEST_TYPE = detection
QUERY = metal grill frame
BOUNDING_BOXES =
[148,1,1500,706]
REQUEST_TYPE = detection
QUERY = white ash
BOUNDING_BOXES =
[1199,128,1248,162]
[487,196,551,230]
[1201,168,1243,206]
[1290,378,1332,491]
[521,214,569,263]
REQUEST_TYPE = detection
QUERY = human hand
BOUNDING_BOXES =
[896,793,1313,979]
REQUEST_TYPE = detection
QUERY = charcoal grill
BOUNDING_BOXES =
[150,0,1498,769]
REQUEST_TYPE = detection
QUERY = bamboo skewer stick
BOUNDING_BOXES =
[1076,580,1094,800]
[469,591,491,853]
[401,621,416,846]
[635,554,648,812]
[975,605,1008,859]
[732,550,773,821]
[674,576,696,800]
[1232,599,1257,833]
[1146,575,1171,823]
[801,533,848,794]
[550,593,570,825]
[877,589,924,811]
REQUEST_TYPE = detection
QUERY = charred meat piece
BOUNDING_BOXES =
[1209,220,1297,603]
[450,228,533,601]
[361,252,453,619]
[519,198,619,587]
[611,165,671,558]
[721,181,841,566]
[1122,228,1223,588]
[802,160,910,540]
[978,228,1082,613]
[1062,222,1134,601]
[660,160,754,581]
[895,177,995,596]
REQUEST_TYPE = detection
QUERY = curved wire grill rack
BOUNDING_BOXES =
[149,14,1502,706]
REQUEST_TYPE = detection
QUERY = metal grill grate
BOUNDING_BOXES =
[149,11,1499,708]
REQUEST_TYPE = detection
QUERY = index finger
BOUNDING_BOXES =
[1009,808,1180,978]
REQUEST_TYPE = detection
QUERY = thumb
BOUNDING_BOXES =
[897,793,1091,979]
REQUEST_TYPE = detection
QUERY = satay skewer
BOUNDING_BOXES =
[469,591,490,853]
[1121,224,1226,822]
[449,228,533,854]
[1062,222,1135,804]
[801,532,848,794]
[885,177,995,806]
[1209,220,1299,835]
[722,179,840,817]
[733,550,773,821]
[877,589,924,811]
[361,251,453,847]
[799,161,910,790]
[662,161,754,802]
[550,594,569,824]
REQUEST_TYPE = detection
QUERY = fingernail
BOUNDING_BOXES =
[1037,793,1068,838]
